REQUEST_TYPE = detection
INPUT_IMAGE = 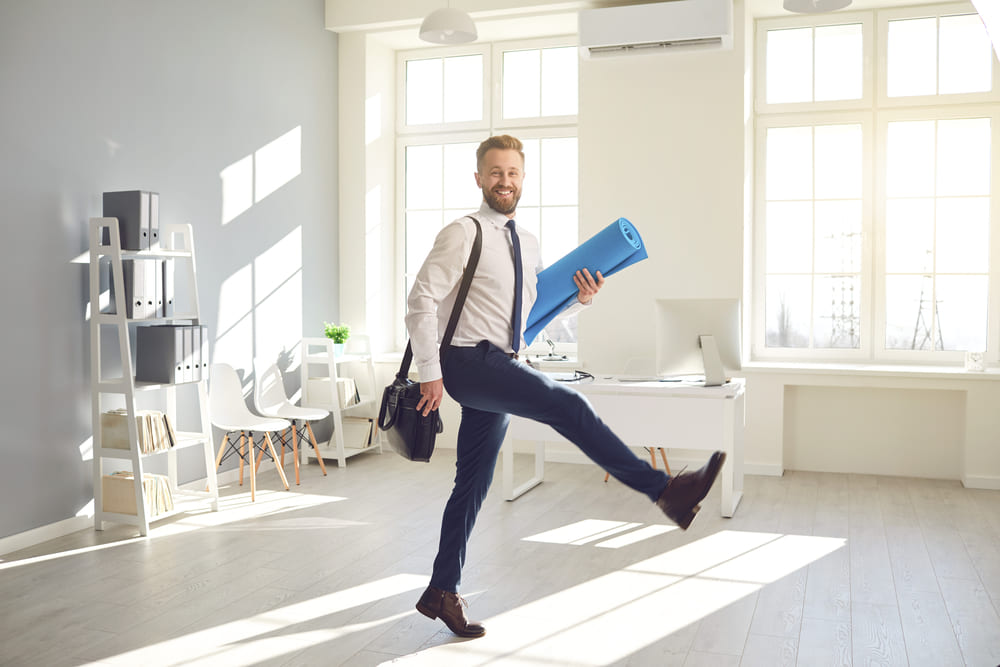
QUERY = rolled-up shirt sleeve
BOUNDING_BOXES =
[404,220,472,382]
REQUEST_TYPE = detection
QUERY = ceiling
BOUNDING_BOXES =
[369,0,953,49]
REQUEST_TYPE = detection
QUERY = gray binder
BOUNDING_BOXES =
[161,259,175,317]
[142,258,157,319]
[199,325,209,377]
[182,326,194,383]
[135,325,183,384]
[192,325,202,382]
[153,259,163,318]
[149,192,160,250]
[102,190,151,250]
[114,259,145,319]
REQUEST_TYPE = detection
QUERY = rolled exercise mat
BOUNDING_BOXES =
[524,217,648,345]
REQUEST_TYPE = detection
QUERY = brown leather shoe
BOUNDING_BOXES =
[655,451,726,530]
[416,585,486,638]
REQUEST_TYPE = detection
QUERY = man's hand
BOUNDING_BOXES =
[574,268,605,305]
[416,378,444,416]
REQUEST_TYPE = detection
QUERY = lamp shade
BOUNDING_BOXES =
[419,7,477,44]
[783,0,851,13]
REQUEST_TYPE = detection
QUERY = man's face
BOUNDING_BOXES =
[475,148,524,217]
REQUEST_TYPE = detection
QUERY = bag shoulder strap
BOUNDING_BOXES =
[398,215,483,379]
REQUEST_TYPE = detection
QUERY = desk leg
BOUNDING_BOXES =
[719,394,745,517]
[502,437,545,501]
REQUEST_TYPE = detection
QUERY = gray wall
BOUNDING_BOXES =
[0,0,339,539]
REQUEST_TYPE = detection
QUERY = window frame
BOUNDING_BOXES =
[753,3,1000,365]
[876,3,1000,109]
[394,37,580,353]
[754,11,874,116]
[490,36,580,131]
[396,43,492,136]
[873,104,1000,363]
[752,110,875,362]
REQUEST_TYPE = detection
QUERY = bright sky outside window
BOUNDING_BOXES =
[766,24,863,104]
[756,8,996,361]
[887,14,993,97]
[399,40,579,344]
[406,55,483,125]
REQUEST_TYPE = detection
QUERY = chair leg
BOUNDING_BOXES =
[265,432,290,490]
[289,423,301,485]
[239,432,247,487]
[603,446,663,484]
[659,448,671,475]
[215,433,229,470]
[208,432,227,492]
[254,442,265,474]
[248,432,256,502]
[305,421,328,476]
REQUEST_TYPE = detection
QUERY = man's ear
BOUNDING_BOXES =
[474,171,482,188]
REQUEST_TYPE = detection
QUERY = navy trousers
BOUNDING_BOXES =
[429,341,671,593]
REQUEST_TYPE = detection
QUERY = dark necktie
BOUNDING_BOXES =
[506,220,523,353]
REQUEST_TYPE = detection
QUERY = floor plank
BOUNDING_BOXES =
[0,452,997,666]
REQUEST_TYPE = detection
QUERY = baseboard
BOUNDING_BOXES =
[1,470,237,558]
[963,474,1000,490]
[744,463,784,477]
[0,515,92,558]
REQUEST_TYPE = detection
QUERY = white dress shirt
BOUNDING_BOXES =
[406,201,585,382]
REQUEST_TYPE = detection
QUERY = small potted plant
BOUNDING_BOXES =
[323,322,351,357]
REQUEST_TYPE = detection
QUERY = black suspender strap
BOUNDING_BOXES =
[398,215,483,380]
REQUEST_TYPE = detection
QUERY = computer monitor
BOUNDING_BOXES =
[655,298,742,386]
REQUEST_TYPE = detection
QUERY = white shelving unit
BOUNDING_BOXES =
[89,217,219,536]
[300,336,383,467]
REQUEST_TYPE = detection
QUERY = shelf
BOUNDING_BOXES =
[96,432,210,460]
[305,444,379,462]
[100,491,217,525]
[97,378,204,393]
[94,313,199,325]
[303,352,368,365]
[91,244,193,260]
[90,217,218,537]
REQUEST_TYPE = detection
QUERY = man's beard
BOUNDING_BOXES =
[483,186,520,216]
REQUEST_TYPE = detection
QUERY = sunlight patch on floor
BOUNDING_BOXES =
[522,518,675,548]
[0,491,346,570]
[385,530,846,666]
[97,574,425,667]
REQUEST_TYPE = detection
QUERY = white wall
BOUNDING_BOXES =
[0,0,339,541]
[331,0,1000,489]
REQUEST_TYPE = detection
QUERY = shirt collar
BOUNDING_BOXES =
[477,201,515,230]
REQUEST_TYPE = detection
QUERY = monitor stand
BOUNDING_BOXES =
[699,335,727,386]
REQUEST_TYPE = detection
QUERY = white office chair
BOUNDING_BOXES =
[253,358,328,485]
[210,362,290,501]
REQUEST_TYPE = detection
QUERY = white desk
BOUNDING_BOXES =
[502,377,745,517]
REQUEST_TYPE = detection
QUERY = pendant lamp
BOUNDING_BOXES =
[419,4,477,44]
[783,0,851,13]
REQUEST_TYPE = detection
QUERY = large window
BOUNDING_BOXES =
[397,38,579,347]
[754,5,999,363]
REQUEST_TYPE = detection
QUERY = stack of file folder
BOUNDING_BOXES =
[102,257,175,320]
[135,324,209,384]
[103,190,160,250]
[101,409,178,454]
[102,471,174,516]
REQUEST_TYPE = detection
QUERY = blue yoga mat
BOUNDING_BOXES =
[524,217,648,345]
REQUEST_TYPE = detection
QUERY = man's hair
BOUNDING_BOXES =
[476,135,524,172]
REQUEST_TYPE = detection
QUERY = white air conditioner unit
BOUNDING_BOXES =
[579,0,733,59]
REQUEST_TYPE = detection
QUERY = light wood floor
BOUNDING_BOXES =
[2,450,999,667]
